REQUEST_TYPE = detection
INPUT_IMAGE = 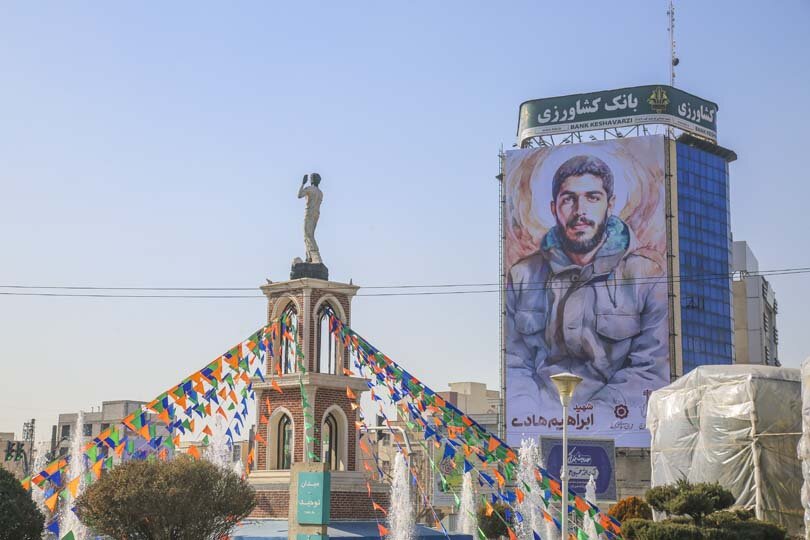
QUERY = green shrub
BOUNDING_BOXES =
[0,468,44,540]
[722,519,786,540]
[639,521,703,540]
[609,496,653,521]
[644,479,735,525]
[75,456,255,540]
[621,518,653,539]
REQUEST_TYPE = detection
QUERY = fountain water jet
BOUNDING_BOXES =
[60,412,88,540]
[516,438,554,540]
[457,471,477,535]
[582,474,599,540]
[30,441,49,514]
[389,451,415,540]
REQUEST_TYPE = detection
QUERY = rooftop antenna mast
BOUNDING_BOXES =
[668,0,679,87]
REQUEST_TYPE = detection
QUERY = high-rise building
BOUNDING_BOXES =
[732,241,779,366]
[674,134,737,374]
[507,85,740,499]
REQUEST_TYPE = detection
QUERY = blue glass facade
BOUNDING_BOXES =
[676,141,734,373]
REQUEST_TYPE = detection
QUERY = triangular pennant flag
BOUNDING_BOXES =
[45,491,59,512]
[377,523,390,536]
[66,476,80,498]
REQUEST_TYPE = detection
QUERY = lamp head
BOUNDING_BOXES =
[550,372,583,407]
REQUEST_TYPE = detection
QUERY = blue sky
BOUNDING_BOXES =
[1,1,808,440]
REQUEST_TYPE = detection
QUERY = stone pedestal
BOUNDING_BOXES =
[290,261,329,281]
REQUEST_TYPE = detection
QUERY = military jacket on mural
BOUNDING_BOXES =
[506,216,669,411]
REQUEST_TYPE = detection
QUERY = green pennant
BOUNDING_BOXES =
[86,446,98,463]
[61,532,75,540]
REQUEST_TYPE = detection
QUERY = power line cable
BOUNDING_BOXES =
[0,267,807,299]
[0,266,807,293]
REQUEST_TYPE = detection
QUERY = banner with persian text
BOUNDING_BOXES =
[517,85,717,143]
[504,136,670,447]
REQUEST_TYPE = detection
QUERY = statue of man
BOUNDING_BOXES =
[297,173,323,264]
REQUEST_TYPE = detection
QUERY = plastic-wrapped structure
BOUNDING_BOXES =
[799,357,810,539]
[647,364,802,536]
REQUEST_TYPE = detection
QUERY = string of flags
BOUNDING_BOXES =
[22,320,280,539]
[326,309,623,540]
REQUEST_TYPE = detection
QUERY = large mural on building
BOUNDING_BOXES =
[504,135,670,447]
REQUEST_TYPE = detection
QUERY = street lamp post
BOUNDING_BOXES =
[550,372,582,540]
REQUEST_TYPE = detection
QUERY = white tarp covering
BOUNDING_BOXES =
[798,357,810,539]
[647,364,802,536]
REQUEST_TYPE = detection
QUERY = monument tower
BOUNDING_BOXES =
[247,173,387,531]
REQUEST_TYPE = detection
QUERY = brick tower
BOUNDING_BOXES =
[248,276,387,520]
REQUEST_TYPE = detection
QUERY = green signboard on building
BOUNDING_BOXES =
[297,471,331,525]
[517,84,718,144]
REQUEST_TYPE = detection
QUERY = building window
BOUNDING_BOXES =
[280,304,298,375]
[317,304,340,374]
[100,423,110,432]
[232,444,241,463]
[322,413,339,470]
[61,425,71,441]
[277,415,293,470]
[83,424,93,437]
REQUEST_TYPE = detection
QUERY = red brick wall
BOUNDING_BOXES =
[313,387,359,472]
[250,489,390,520]
[251,491,290,518]
[256,387,305,469]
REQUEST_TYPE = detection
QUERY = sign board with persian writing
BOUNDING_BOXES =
[297,471,331,525]
[540,437,616,501]
[517,85,718,144]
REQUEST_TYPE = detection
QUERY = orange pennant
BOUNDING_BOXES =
[91,459,104,479]
[342,368,353,376]
[515,487,525,504]
[372,501,387,515]
[202,425,213,437]
[485,501,494,517]
[346,387,356,400]
[507,527,518,540]
[187,445,200,459]
[255,432,267,445]
[260,414,269,424]
[271,379,283,393]
[67,476,80,498]
[157,409,170,425]
[265,397,272,414]
[45,492,59,512]
[487,436,500,453]
[377,524,390,536]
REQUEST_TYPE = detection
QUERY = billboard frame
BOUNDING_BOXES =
[516,85,718,147]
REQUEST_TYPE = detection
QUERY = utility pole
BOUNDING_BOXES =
[667,0,679,87]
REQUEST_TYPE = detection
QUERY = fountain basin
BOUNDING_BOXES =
[232,520,473,539]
